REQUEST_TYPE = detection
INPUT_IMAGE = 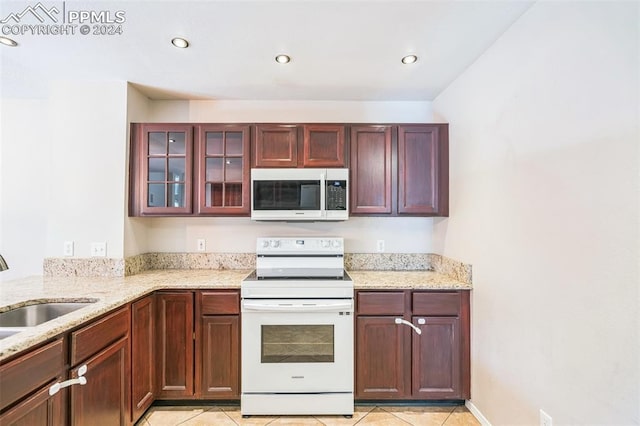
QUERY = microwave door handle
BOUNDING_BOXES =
[320,172,326,217]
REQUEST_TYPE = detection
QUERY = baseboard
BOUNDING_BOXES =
[466,400,492,426]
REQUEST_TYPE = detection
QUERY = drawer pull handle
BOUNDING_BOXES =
[49,364,88,396]
[395,318,422,335]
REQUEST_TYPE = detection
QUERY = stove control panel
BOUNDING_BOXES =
[256,237,344,255]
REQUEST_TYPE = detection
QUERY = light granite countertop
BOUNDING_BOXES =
[0,269,470,361]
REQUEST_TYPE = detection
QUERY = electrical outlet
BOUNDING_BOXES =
[197,239,206,252]
[90,242,107,257]
[63,241,74,257]
[376,240,385,252]
[540,409,552,426]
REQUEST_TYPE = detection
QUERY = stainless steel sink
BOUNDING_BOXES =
[0,302,94,328]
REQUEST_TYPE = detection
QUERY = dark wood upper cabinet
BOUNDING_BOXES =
[253,124,298,167]
[350,125,393,214]
[130,123,194,216]
[130,122,448,216]
[302,125,346,167]
[398,125,449,216]
[195,124,251,215]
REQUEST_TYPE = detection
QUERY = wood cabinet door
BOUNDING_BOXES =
[195,124,251,215]
[253,124,298,167]
[131,123,194,216]
[198,316,240,399]
[412,316,461,399]
[131,296,155,422]
[302,125,346,167]
[355,316,410,399]
[397,125,448,216]
[70,337,130,426]
[0,384,64,426]
[350,126,393,214]
[156,292,194,399]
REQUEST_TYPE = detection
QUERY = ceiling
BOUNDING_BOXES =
[0,0,534,101]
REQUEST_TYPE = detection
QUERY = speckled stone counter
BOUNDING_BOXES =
[350,270,472,290]
[0,268,471,361]
[0,270,250,361]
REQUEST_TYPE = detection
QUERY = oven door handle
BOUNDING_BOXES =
[242,301,352,312]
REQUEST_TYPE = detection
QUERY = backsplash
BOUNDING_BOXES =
[44,252,471,285]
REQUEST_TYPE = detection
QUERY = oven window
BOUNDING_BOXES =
[261,325,334,363]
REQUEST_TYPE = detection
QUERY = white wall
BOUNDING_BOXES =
[124,99,437,255]
[1,81,129,280]
[124,84,153,257]
[432,2,639,425]
[45,81,128,259]
[0,98,49,280]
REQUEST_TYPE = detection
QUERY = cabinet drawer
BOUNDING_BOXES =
[412,292,460,316]
[0,338,64,410]
[357,291,406,315]
[200,291,239,315]
[71,306,130,365]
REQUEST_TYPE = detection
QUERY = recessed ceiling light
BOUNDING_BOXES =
[275,54,291,64]
[401,55,418,65]
[0,36,18,47]
[171,37,189,48]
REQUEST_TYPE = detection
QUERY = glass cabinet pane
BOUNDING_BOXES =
[148,158,166,181]
[226,132,243,155]
[206,158,224,181]
[205,183,223,207]
[148,183,166,207]
[261,325,334,363]
[167,183,185,207]
[225,158,243,181]
[168,158,185,181]
[148,132,166,155]
[225,183,243,207]
[168,132,186,154]
[206,132,224,155]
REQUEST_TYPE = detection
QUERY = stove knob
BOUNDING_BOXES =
[321,240,330,248]
[261,240,270,248]
[270,240,280,248]
[331,239,342,248]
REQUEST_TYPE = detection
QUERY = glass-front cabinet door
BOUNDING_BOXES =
[195,125,250,215]
[133,124,193,215]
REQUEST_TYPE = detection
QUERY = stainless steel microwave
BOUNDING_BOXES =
[251,168,349,221]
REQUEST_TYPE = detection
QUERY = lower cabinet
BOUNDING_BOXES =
[196,291,240,398]
[155,290,241,400]
[155,292,195,399]
[131,295,155,423]
[0,338,66,426]
[355,290,470,400]
[69,306,131,425]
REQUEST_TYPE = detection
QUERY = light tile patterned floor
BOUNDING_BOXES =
[136,405,481,426]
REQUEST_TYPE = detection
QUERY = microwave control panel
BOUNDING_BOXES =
[326,180,347,211]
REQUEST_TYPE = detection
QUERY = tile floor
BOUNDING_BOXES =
[135,404,481,426]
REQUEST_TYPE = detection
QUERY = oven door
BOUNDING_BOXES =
[241,299,353,393]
